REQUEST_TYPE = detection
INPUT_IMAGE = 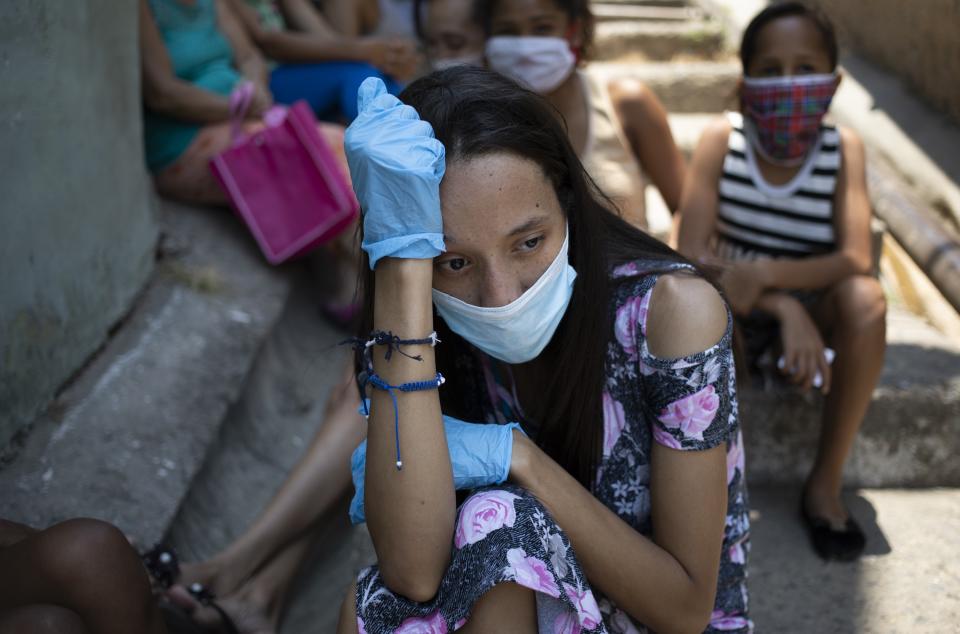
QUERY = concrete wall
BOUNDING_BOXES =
[0,2,158,447]
[806,0,960,125]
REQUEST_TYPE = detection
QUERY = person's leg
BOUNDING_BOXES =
[0,605,87,634]
[337,579,539,634]
[177,362,364,597]
[458,582,538,634]
[173,526,325,634]
[0,518,166,634]
[805,274,887,525]
[270,61,396,123]
[335,581,359,634]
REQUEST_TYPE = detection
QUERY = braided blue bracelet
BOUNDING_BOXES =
[361,371,446,470]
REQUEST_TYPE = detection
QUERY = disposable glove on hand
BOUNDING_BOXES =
[349,412,524,524]
[344,77,446,270]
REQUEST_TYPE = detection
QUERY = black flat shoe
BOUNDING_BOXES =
[142,543,240,634]
[800,501,867,562]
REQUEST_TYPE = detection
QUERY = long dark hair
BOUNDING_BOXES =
[740,2,838,72]
[357,67,688,487]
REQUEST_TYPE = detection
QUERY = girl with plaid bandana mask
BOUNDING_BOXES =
[677,2,886,563]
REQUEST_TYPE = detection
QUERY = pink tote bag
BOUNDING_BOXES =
[210,83,359,264]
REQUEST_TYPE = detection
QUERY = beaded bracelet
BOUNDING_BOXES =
[361,371,446,470]
[343,330,440,363]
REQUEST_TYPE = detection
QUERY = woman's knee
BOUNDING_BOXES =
[336,580,359,634]
[0,604,87,634]
[39,519,150,600]
[833,275,887,330]
[460,582,537,634]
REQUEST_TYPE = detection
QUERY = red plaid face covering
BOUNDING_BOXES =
[741,73,838,165]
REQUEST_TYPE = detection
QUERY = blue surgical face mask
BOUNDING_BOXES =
[431,227,577,364]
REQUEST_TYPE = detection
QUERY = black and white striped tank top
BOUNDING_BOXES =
[715,112,840,260]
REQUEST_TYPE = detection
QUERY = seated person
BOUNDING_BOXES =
[338,67,750,633]
[228,0,419,122]
[479,0,687,230]
[677,2,885,561]
[0,518,166,634]
[413,0,486,70]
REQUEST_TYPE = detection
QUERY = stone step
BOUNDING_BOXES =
[0,201,292,547]
[748,486,960,632]
[595,0,690,7]
[162,268,367,633]
[594,18,727,61]
[742,306,960,488]
[592,3,704,22]
[587,62,739,112]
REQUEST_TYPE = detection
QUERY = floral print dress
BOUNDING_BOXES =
[355,262,752,633]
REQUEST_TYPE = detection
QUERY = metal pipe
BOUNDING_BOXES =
[868,161,960,314]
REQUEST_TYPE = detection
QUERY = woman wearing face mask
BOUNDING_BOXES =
[480,0,686,231]
[678,3,884,561]
[338,67,750,633]
[413,0,486,71]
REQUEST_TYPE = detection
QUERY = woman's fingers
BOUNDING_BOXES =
[816,350,832,395]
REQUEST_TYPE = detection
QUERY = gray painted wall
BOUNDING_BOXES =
[0,2,158,446]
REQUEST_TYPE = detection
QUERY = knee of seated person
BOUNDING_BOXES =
[337,580,359,634]
[40,519,141,585]
[835,275,887,327]
[0,605,87,634]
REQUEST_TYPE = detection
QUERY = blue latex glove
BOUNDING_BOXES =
[349,410,524,524]
[344,77,446,270]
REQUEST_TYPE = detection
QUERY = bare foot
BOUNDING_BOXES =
[167,584,279,634]
[802,479,849,530]
[176,551,259,600]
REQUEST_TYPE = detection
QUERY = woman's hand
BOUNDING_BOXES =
[357,37,421,81]
[345,77,446,270]
[247,81,274,117]
[716,259,768,316]
[776,296,831,393]
[350,417,525,524]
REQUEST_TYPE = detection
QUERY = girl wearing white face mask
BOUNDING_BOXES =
[338,68,750,634]
[480,0,686,233]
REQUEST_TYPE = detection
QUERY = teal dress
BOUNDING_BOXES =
[143,0,241,171]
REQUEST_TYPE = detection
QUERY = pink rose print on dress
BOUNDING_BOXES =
[453,618,467,630]
[395,611,448,634]
[614,291,652,360]
[652,424,683,450]
[454,490,520,549]
[563,583,602,630]
[710,611,750,631]
[726,430,745,485]
[357,616,367,634]
[602,392,626,457]
[612,261,640,278]
[504,548,561,597]
[554,611,582,634]
[609,609,642,634]
[658,385,719,441]
[729,541,746,565]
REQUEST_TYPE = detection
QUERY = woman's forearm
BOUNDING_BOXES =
[365,259,456,601]
[511,435,720,634]
[255,29,366,63]
[143,79,232,123]
[756,249,869,291]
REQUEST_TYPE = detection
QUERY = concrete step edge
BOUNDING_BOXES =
[0,201,293,546]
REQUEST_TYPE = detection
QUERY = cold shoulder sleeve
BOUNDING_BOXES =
[623,275,739,451]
